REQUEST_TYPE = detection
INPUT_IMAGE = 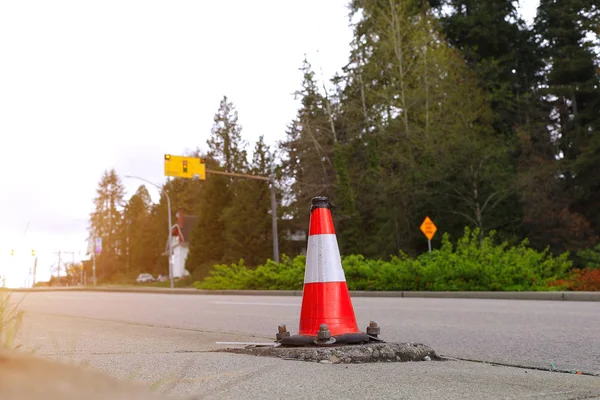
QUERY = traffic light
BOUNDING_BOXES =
[31,249,35,256]
[182,160,188,173]
[10,249,14,256]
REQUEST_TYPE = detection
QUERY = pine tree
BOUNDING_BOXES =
[534,0,600,249]
[207,96,248,173]
[186,96,249,277]
[437,0,542,137]
[89,169,125,280]
[279,58,337,239]
[121,185,156,275]
[222,136,274,265]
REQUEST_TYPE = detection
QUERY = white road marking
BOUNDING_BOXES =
[210,301,299,307]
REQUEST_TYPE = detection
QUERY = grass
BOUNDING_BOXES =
[0,290,24,349]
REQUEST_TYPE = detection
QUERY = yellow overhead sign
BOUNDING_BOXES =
[164,154,206,180]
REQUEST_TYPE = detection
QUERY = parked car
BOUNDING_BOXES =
[156,274,168,282]
[136,273,154,284]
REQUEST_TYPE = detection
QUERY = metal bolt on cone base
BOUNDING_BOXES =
[366,320,381,337]
[276,323,291,341]
[314,325,336,346]
[316,324,332,342]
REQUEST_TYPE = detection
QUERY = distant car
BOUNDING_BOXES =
[156,274,168,282]
[136,273,154,284]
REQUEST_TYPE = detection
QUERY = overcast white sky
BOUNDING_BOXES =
[0,0,539,285]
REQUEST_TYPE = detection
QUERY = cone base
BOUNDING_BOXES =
[298,281,360,337]
[280,332,370,347]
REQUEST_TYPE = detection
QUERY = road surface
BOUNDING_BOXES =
[10,291,600,399]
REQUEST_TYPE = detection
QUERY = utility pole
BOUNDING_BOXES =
[63,251,75,285]
[92,250,97,286]
[53,250,62,280]
[32,257,37,288]
[78,250,83,285]
[205,169,280,263]
[88,234,99,286]
[269,171,279,264]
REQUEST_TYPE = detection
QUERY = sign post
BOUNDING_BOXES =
[93,237,102,286]
[420,216,437,253]
[32,257,37,288]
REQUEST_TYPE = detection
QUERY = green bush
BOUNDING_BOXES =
[195,227,572,291]
[411,228,571,291]
[196,254,306,290]
[577,244,600,270]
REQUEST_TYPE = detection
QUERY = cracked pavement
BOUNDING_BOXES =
[9,292,600,399]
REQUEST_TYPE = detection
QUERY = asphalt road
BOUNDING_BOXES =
[11,291,600,376]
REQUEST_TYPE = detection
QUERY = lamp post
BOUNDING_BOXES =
[124,175,174,289]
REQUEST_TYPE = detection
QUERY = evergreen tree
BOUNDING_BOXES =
[437,0,542,137]
[280,58,337,234]
[186,96,248,277]
[121,185,156,275]
[535,0,600,246]
[89,169,125,280]
[207,96,248,173]
[223,136,274,265]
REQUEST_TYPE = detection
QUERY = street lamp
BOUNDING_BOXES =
[124,175,174,289]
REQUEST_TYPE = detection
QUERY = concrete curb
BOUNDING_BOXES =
[6,287,600,301]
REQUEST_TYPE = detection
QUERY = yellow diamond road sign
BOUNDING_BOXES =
[164,154,206,180]
[420,216,437,240]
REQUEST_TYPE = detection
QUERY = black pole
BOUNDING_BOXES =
[270,174,280,263]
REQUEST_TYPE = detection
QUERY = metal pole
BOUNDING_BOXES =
[428,239,432,253]
[269,174,279,263]
[166,191,174,289]
[32,257,37,288]
[206,168,279,263]
[92,250,97,286]
[63,251,75,285]
[206,169,270,181]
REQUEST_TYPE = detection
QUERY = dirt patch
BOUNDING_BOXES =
[217,342,441,364]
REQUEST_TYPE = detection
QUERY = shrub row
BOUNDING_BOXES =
[195,228,586,291]
[548,268,600,291]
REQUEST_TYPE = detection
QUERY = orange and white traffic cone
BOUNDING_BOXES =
[281,196,369,346]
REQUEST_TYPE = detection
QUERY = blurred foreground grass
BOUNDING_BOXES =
[0,290,23,349]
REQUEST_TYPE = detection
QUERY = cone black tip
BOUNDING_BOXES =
[311,196,330,211]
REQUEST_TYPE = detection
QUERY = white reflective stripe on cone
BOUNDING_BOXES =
[304,234,347,284]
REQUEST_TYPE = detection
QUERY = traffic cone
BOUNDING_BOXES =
[297,196,361,337]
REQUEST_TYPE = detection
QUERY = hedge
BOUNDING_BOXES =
[196,227,576,291]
